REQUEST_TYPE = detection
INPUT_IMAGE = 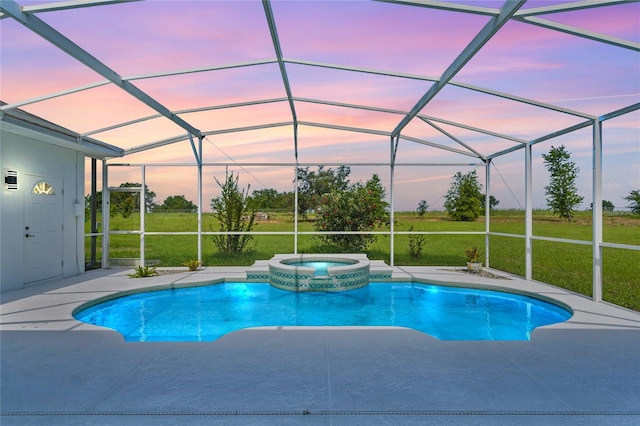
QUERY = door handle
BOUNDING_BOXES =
[25,233,36,238]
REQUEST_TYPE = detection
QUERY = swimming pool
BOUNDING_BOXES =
[74,282,572,342]
[74,282,571,342]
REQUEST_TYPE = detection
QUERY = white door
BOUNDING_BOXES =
[24,175,63,284]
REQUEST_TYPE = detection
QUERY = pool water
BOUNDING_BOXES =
[285,261,351,275]
[74,282,571,342]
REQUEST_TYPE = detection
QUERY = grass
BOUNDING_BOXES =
[86,210,640,311]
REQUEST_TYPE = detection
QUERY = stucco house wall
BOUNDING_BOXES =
[1,125,86,292]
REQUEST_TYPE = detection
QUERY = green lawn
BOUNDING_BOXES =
[86,210,640,311]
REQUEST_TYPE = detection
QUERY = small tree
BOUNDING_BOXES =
[417,200,429,216]
[247,188,279,210]
[480,195,500,211]
[247,188,295,211]
[108,182,156,218]
[624,189,640,215]
[542,145,583,221]
[314,174,389,251]
[444,171,483,221]
[589,200,615,214]
[210,172,255,254]
[155,195,197,213]
[297,165,351,218]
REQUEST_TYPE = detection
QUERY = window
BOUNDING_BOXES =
[32,181,55,195]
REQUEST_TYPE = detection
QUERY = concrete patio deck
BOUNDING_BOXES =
[1,266,639,425]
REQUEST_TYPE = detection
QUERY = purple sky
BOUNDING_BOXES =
[1,0,638,211]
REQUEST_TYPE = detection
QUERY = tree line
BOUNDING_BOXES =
[86,150,639,255]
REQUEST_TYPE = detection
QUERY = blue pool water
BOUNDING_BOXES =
[285,261,351,275]
[74,282,571,342]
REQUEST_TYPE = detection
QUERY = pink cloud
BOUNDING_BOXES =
[40,1,274,76]
[0,20,103,102]
[273,0,489,74]
[17,85,163,133]
[133,64,287,111]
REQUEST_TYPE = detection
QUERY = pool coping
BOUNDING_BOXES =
[2,265,636,336]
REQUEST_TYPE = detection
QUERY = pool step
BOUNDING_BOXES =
[246,260,270,282]
[369,260,393,281]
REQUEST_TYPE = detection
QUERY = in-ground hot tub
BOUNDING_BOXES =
[268,254,370,292]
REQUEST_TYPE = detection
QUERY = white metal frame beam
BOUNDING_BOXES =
[489,120,593,159]
[21,0,140,14]
[263,0,299,158]
[514,0,635,17]
[124,59,279,81]
[82,98,288,137]
[294,96,527,144]
[121,109,499,158]
[373,0,499,16]
[392,0,527,138]
[285,59,593,119]
[421,118,485,159]
[514,16,640,51]
[1,0,139,18]
[400,134,480,158]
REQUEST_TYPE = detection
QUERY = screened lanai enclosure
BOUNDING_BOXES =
[1,0,638,306]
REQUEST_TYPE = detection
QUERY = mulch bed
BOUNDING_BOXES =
[443,268,510,280]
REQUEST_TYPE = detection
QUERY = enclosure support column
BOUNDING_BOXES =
[485,159,491,268]
[525,142,533,280]
[197,136,203,265]
[294,123,299,254]
[294,166,299,254]
[101,160,110,268]
[389,135,400,267]
[140,165,146,267]
[90,158,97,266]
[389,163,395,267]
[592,119,603,302]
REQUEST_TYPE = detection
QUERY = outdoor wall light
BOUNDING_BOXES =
[5,171,18,190]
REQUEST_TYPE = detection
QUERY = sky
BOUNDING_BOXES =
[1,0,639,211]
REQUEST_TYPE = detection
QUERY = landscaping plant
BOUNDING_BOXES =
[408,225,426,259]
[182,259,201,271]
[128,265,158,278]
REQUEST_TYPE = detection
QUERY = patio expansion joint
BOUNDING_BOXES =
[82,354,154,414]
[501,352,575,412]
[325,339,334,412]
[2,410,639,417]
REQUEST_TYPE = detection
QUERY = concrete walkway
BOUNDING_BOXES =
[1,267,639,425]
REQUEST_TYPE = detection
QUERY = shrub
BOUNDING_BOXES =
[408,226,426,259]
[314,174,389,252]
[210,172,256,254]
[464,246,482,263]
